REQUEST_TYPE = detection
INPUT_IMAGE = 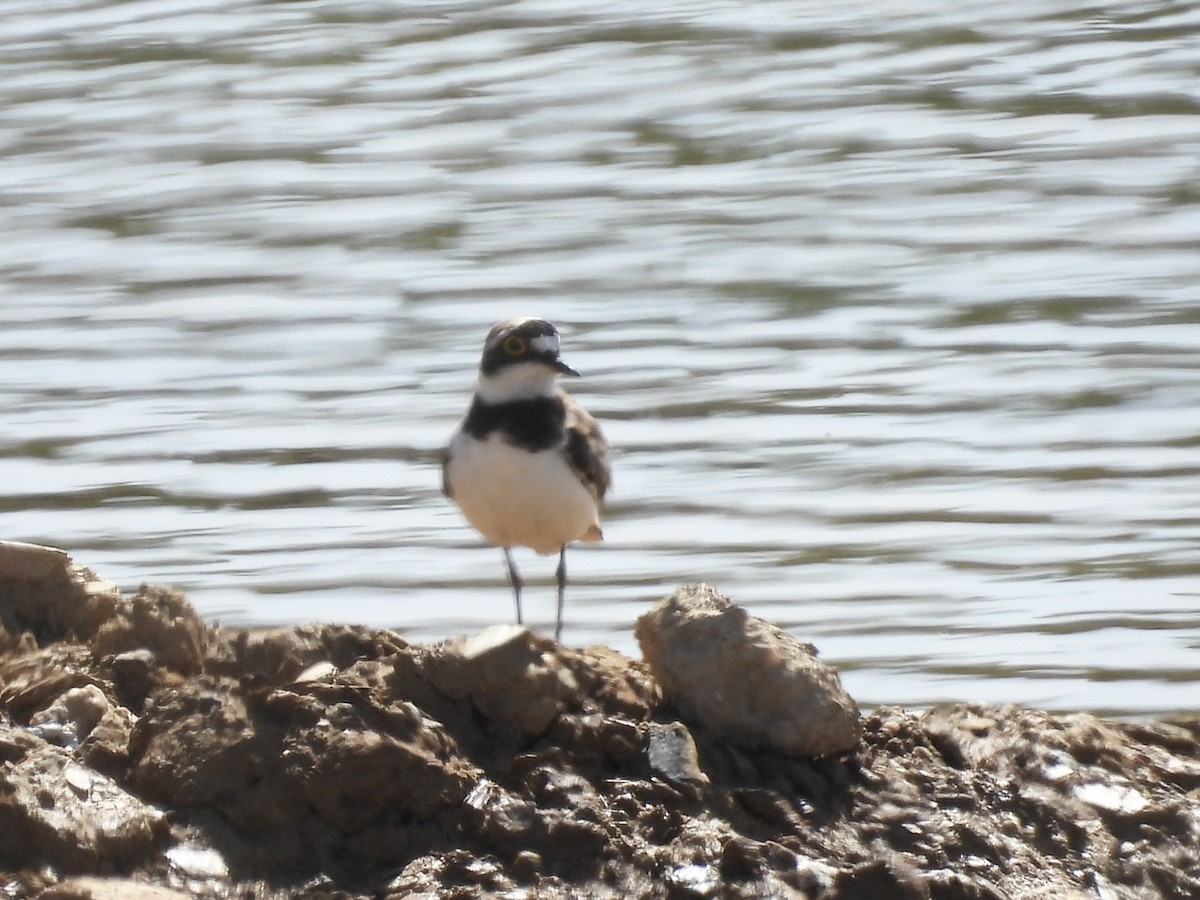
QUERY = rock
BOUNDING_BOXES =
[0,542,120,644]
[93,585,208,675]
[556,643,660,721]
[662,860,721,896]
[4,563,1200,900]
[464,777,540,852]
[0,645,100,722]
[0,540,69,582]
[647,721,709,791]
[281,691,478,839]
[38,878,191,900]
[129,673,479,873]
[110,648,157,710]
[636,584,862,757]
[924,870,1012,900]
[423,625,578,739]
[128,678,286,841]
[0,722,165,872]
[75,700,136,779]
[163,841,229,879]
[28,684,111,749]
[205,623,408,686]
[832,857,926,900]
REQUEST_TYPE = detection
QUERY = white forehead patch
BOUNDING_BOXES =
[530,333,560,355]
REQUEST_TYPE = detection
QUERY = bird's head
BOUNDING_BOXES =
[476,317,579,402]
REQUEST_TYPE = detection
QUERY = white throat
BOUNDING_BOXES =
[476,361,560,404]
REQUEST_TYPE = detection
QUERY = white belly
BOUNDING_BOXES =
[446,432,602,555]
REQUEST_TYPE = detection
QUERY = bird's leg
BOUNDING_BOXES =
[555,546,567,643]
[503,548,523,626]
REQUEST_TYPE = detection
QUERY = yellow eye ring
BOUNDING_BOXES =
[503,335,527,356]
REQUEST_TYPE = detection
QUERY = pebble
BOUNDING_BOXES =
[647,721,709,789]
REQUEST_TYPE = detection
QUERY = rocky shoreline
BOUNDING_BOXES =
[1,541,1198,899]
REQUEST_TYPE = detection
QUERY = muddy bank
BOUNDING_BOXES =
[1,542,1198,900]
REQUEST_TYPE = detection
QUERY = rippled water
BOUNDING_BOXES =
[3,0,1199,715]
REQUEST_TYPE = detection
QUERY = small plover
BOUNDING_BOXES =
[442,317,611,641]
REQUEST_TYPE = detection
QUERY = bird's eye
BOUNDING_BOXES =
[503,336,527,356]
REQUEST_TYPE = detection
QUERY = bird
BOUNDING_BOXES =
[442,317,610,642]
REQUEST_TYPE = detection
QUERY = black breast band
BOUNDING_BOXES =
[463,395,566,453]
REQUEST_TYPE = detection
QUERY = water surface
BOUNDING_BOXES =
[3,0,1199,715]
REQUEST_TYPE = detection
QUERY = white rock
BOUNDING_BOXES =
[1073,781,1148,815]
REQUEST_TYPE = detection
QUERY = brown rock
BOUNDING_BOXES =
[281,688,478,834]
[93,585,208,676]
[0,542,120,644]
[205,623,408,686]
[5,553,1200,900]
[109,648,157,711]
[28,685,108,743]
[423,625,578,739]
[38,877,191,900]
[76,701,136,778]
[557,643,660,721]
[0,722,165,872]
[129,672,478,872]
[636,585,861,757]
[128,677,262,811]
[0,645,101,722]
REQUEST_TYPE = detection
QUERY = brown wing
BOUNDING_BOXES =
[562,391,611,502]
[440,443,454,498]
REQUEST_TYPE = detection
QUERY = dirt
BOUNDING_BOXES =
[1,541,1199,899]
